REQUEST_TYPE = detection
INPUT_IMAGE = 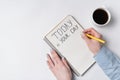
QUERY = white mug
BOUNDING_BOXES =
[92,6,111,26]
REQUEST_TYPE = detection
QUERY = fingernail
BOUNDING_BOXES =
[80,34,83,37]
[62,57,65,60]
[50,48,53,53]
[81,34,84,38]
[46,54,49,58]
[46,54,49,61]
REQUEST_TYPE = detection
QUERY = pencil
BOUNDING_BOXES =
[86,34,105,44]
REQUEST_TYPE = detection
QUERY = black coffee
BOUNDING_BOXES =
[93,9,108,25]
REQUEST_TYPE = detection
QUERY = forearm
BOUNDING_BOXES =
[94,46,120,80]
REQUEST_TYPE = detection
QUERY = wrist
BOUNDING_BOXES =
[93,45,102,56]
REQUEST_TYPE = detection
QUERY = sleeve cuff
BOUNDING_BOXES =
[94,46,111,68]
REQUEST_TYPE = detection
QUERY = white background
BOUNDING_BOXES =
[0,0,120,80]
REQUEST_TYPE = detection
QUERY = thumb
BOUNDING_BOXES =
[81,34,90,44]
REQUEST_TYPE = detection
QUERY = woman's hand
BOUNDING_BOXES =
[47,50,72,80]
[82,28,103,55]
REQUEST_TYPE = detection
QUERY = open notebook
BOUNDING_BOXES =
[44,15,95,76]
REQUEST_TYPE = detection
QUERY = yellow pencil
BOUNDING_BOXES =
[86,34,105,44]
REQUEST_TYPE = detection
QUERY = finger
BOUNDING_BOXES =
[91,29,101,38]
[47,60,54,73]
[83,28,101,38]
[83,27,93,33]
[81,34,90,44]
[83,28,95,36]
[47,54,54,68]
[62,57,70,69]
[51,50,61,64]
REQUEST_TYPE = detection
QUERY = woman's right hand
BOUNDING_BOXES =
[81,28,103,55]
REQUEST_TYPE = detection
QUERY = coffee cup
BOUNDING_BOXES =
[92,7,111,26]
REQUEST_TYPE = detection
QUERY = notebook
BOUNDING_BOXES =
[44,15,95,76]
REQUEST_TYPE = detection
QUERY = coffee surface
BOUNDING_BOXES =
[93,9,108,24]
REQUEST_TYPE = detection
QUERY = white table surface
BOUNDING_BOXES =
[0,0,120,80]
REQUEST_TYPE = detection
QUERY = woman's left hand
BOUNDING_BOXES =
[47,50,72,80]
